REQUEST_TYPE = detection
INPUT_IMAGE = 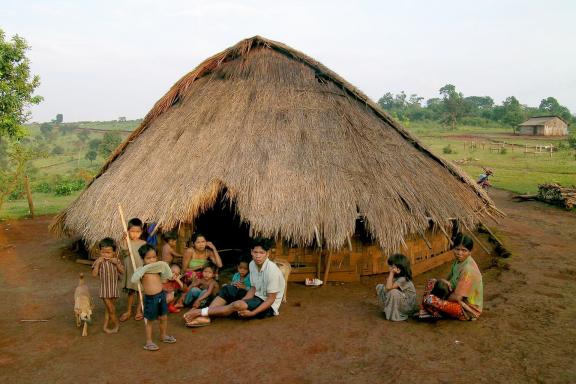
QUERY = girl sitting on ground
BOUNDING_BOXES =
[182,233,223,282]
[176,263,220,309]
[417,233,483,321]
[375,253,417,321]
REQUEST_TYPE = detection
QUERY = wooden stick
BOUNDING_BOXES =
[436,222,454,247]
[419,230,433,250]
[479,222,505,247]
[118,204,147,325]
[314,226,322,279]
[24,175,34,218]
[20,319,49,322]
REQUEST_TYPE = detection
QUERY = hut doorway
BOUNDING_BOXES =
[185,188,251,268]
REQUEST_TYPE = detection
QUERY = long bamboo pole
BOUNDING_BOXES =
[118,204,146,325]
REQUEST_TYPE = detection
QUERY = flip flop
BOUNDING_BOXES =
[143,342,159,351]
[119,312,131,322]
[185,318,211,327]
[134,313,144,321]
[162,335,177,344]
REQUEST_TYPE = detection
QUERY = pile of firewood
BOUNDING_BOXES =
[538,183,576,209]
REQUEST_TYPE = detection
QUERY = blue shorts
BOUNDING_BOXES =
[144,292,168,320]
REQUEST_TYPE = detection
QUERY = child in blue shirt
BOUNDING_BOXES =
[230,260,251,291]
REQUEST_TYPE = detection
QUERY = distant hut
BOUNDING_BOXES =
[518,116,568,136]
[51,36,500,281]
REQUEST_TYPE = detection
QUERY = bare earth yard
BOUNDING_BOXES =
[1,189,575,383]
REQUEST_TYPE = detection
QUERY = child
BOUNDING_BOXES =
[163,264,185,313]
[375,254,417,321]
[161,231,183,265]
[131,244,177,351]
[218,259,252,303]
[430,279,452,300]
[179,263,220,309]
[92,238,125,333]
[120,218,147,322]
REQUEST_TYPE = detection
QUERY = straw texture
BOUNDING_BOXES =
[51,36,499,251]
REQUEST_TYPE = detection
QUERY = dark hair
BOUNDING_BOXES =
[190,232,205,244]
[202,262,216,272]
[127,218,143,230]
[162,230,178,241]
[138,243,156,258]
[453,233,474,251]
[251,237,273,251]
[386,253,413,281]
[237,259,250,267]
[431,279,451,299]
[99,237,117,251]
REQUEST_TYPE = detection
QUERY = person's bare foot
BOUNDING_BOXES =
[183,308,201,323]
[134,311,143,321]
[186,317,210,327]
[119,311,132,322]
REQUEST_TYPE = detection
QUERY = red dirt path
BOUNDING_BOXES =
[1,189,575,383]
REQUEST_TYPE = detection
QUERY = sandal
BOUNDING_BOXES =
[185,317,211,327]
[168,304,181,313]
[143,342,159,351]
[134,313,144,321]
[119,312,132,322]
[162,335,177,344]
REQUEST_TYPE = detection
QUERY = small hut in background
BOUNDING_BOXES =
[51,36,500,282]
[518,116,568,136]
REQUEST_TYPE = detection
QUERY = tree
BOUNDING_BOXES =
[77,129,90,142]
[0,29,42,140]
[88,138,102,151]
[439,84,468,130]
[40,122,53,137]
[98,132,122,158]
[55,114,63,123]
[539,97,573,124]
[51,145,64,155]
[85,150,97,164]
[493,96,525,132]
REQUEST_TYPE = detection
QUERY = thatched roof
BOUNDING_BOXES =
[519,115,568,126]
[51,36,499,251]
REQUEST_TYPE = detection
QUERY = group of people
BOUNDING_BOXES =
[92,218,482,350]
[91,218,286,351]
[376,233,483,322]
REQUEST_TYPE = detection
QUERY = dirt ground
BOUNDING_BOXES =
[1,189,575,384]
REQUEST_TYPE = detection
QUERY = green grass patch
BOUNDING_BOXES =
[0,192,81,220]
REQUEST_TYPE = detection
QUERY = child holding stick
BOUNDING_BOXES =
[120,218,146,322]
[92,238,125,333]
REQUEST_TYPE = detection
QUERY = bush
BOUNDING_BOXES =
[500,148,508,155]
[54,179,85,196]
[568,134,576,149]
[51,145,65,155]
[443,144,456,154]
[33,181,52,193]
[8,183,24,200]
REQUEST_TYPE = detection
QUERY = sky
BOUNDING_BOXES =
[2,0,575,123]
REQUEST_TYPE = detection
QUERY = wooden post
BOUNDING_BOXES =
[314,226,322,279]
[323,251,333,284]
[24,175,34,218]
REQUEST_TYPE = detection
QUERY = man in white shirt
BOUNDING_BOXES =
[183,238,285,327]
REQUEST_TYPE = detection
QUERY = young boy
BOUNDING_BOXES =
[131,244,177,351]
[92,238,125,333]
[161,231,183,265]
[180,263,220,308]
[120,218,147,322]
[217,259,252,303]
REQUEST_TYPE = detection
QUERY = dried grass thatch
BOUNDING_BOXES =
[51,36,500,251]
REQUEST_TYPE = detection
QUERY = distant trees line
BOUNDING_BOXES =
[378,84,575,131]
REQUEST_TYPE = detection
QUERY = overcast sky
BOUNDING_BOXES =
[2,0,575,123]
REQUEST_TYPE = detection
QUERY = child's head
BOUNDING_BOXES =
[386,253,413,281]
[431,279,452,299]
[138,244,157,265]
[170,264,181,275]
[202,262,216,280]
[163,231,178,246]
[99,237,117,258]
[190,232,207,250]
[127,218,143,241]
[237,259,249,277]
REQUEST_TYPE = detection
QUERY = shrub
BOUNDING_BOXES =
[568,134,576,149]
[500,148,508,155]
[51,145,65,155]
[33,181,52,193]
[54,179,85,196]
[443,144,456,154]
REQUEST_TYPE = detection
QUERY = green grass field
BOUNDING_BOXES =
[1,121,575,220]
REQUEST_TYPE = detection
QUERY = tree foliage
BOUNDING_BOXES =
[0,29,42,139]
[98,132,122,158]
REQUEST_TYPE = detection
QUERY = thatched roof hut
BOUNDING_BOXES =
[51,36,498,253]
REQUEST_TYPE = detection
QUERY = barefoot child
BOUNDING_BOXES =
[92,238,125,333]
[375,253,416,321]
[131,244,177,351]
[120,218,146,322]
[164,264,185,313]
[179,263,220,309]
[217,259,252,303]
[161,231,183,265]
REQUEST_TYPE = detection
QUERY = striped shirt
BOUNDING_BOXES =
[96,259,120,298]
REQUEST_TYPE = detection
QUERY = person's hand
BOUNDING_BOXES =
[192,300,200,309]
[205,241,215,250]
[238,309,254,318]
[236,282,246,289]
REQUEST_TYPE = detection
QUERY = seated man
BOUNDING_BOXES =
[183,238,285,327]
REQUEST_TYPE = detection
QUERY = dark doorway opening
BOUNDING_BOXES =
[192,188,251,268]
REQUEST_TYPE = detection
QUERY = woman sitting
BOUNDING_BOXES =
[182,233,223,282]
[418,233,483,321]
